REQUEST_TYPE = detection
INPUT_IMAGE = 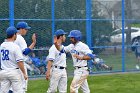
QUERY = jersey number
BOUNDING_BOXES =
[1,49,9,60]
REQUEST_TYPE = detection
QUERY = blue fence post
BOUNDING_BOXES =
[51,0,55,44]
[121,0,125,72]
[9,0,14,26]
[86,0,92,48]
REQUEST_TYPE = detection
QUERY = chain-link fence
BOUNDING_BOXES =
[0,0,140,77]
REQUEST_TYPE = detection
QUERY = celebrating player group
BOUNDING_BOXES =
[0,21,95,93]
[0,21,36,93]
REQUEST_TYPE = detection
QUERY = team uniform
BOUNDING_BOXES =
[91,56,112,71]
[0,41,24,93]
[47,44,67,93]
[14,34,29,92]
[0,46,1,92]
[8,21,33,93]
[132,38,140,69]
[132,39,140,58]
[63,41,91,93]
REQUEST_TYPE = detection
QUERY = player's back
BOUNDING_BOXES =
[0,42,23,70]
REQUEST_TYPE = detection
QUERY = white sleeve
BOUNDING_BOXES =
[80,45,92,55]
[48,47,56,61]
[14,45,24,63]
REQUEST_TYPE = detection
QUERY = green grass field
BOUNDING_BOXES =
[27,73,140,93]
[27,50,140,93]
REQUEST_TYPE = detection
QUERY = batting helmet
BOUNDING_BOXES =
[68,30,82,41]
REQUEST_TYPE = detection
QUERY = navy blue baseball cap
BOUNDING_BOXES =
[55,29,67,36]
[6,26,18,36]
[16,21,31,29]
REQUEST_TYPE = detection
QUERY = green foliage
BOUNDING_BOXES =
[0,0,9,44]
[0,0,113,47]
[0,21,9,44]
[131,24,140,28]
[0,0,9,18]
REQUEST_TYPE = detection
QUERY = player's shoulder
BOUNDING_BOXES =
[78,41,88,47]
[67,44,74,48]
[1,42,20,49]
[16,34,24,40]
[15,34,26,44]
[15,34,22,42]
[50,44,65,49]
[49,45,56,50]
[12,42,20,48]
[0,42,5,46]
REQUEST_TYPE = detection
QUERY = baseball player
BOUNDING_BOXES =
[54,30,94,93]
[46,29,67,93]
[0,26,28,93]
[132,36,140,69]
[91,55,112,71]
[0,45,1,92]
[8,21,36,93]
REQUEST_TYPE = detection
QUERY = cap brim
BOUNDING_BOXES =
[68,34,74,37]
[64,32,67,34]
[25,27,31,30]
[17,30,20,33]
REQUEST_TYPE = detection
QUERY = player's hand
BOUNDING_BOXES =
[73,54,83,60]
[23,74,28,80]
[46,71,50,80]
[32,33,36,44]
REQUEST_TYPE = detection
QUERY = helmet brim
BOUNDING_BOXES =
[25,27,31,30]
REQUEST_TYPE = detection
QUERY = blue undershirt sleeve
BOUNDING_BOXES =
[87,53,96,59]
[23,48,31,55]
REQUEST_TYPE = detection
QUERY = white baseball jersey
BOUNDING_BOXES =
[64,41,92,67]
[14,34,29,92]
[14,34,27,51]
[63,41,91,93]
[47,44,67,93]
[14,34,30,64]
[0,42,23,70]
[0,46,1,68]
[48,44,66,67]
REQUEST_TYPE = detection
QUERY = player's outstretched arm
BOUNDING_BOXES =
[73,53,95,60]
[73,54,91,60]
[17,61,28,80]
[23,33,36,56]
